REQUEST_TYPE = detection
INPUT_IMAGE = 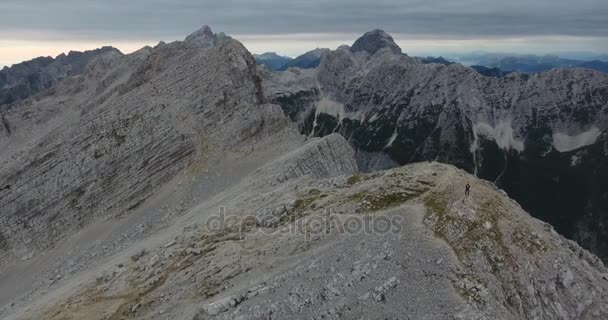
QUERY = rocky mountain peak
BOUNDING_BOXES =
[351,29,402,55]
[184,25,232,48]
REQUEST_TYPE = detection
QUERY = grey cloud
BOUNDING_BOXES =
[0,0,607,40]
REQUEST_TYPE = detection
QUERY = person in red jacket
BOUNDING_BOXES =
[465,183,470,196]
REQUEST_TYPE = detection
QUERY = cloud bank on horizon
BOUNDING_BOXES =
[1,0,607,66]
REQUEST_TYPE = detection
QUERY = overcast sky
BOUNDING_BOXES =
[2,0,608,67]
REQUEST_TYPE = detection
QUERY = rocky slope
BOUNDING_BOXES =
[264,30,608,262]
[0,47,121,106]
[0,26,286,265]
[4,134,608,320]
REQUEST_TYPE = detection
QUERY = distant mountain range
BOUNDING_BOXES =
[258,49,608,76]
[418,56,454,65]
[0,47,122,106]
[469,65,513,77]
[253,52,292,70]
[416,56,511,77]
[255,48,330,71]
[449,52,608,73]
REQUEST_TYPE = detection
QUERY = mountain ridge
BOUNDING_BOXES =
[277,48,330,71]
[0,46,122,106]
[0,26,276,263]
[254,52,293,70]
[451,52,608,73]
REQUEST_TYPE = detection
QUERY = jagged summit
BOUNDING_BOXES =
[351,29,402,55]
[185,25,214,42]
[184,25,232,48]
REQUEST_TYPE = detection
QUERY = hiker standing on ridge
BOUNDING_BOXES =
[465,183,470,196]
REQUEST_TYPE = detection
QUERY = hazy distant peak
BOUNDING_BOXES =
[275,48,330,71]
[351,29,401,55]
[254,52,293,70]
[255,52,290,59]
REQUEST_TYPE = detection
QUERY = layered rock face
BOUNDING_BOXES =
[0,47,121,105]
[246,133,358,187]
[0,26,284,261]
[265,30,608,261]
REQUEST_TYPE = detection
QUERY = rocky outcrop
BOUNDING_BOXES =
[249,133,358,185]
[0,46,122,106]
[422,163,608,319]
[0,26,284,262]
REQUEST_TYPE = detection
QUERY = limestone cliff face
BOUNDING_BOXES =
[248,133,358,185]
[0,26,284,261]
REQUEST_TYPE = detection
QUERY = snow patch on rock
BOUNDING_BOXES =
[312,98,348,133]
[552,127,601,152]
[471,121,524,152]
[315,98,346,120]
[570,154,581,166]
[384,128,398,149]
